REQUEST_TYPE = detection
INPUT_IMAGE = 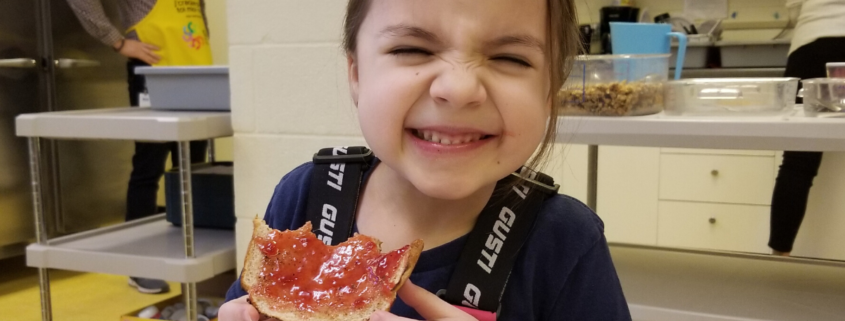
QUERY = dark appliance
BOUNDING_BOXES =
[599,6,641,54]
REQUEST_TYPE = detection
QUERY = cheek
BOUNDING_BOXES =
[498,86,549,149]
[355,62,424,149]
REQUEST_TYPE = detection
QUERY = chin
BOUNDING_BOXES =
[407,173,492,201]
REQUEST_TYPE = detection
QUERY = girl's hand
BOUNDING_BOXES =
[218,295,275,321]
[369,281,477,321]
[114,39,161,65]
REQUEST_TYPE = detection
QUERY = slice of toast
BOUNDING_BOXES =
[242,218,423,321]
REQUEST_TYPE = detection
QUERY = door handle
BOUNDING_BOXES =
[55,58,100,68]
[0,58,38,68]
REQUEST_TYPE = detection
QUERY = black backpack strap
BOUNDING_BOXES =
[305,146,373,245]
[443,167,559,313]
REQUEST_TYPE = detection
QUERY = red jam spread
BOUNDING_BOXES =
[253,228,408,313]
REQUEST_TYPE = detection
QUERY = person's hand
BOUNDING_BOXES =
[369,281,476,321]
[113,39,161,65]
[218,295,276,321]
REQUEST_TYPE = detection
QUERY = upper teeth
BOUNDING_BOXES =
[415,130,483,145]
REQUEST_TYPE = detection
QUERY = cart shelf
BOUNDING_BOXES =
[26,214,235,283]
[15,107,232,141]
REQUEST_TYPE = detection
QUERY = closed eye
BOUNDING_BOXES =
[492,56,531,68]
[389,47,432,56]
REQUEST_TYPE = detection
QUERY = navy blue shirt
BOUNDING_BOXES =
[226,161,631,320]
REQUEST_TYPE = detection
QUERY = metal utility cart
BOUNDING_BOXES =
[16,107,235,321]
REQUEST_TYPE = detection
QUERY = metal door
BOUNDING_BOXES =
[0,0,40,257]
[0,0,134,257]
[49,0,133,234]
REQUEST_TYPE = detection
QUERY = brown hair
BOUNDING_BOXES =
[342,0,580,172]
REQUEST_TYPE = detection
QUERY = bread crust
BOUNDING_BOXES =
[242,217,423,321]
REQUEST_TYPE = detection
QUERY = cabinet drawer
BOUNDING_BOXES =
[659,154,775,205]
[657,201,771,254]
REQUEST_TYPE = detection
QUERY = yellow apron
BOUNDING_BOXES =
[127,0,213,66]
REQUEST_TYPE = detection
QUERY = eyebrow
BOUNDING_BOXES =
[486,35,546,53]
[379,24,545,53]
[379,24,443,45]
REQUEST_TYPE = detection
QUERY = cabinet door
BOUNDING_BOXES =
[659,153,775,205]
[597,146,660,245]
[657,200,771,254]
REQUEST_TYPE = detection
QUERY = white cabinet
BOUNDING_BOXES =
[657,201,771,254]
[659,153,775,205]
[596,146,660,246]
[596,146,778,255]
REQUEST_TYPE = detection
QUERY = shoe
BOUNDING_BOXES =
[128,277,171,294]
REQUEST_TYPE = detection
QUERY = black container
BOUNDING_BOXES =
[165,162,235,229]
[599,6,640,54]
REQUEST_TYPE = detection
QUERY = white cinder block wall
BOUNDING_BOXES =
[228,0,366,272]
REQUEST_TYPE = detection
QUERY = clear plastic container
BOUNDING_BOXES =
[663,78,799,116]
[559,54,668,116]
[802,78,845,117]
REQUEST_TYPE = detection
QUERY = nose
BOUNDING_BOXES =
[429,65,487,108]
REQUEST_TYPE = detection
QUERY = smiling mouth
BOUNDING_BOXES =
[410,129,493,145]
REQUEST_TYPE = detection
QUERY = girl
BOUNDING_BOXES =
[221,0,631,320]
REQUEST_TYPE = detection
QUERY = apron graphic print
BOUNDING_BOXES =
[182,21,204,50]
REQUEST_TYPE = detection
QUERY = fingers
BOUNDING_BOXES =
[118,39,161,65]
[143,43,161,51]
[143,48,161,64]
[395,281,469,320]
[218,295,261,321]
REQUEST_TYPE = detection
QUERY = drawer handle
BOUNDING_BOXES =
[709,217,717,224]
[711,170,719,176]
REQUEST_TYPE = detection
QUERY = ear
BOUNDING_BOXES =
[347,53,360,107]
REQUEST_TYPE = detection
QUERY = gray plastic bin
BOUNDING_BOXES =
[135,66,230,111]
[716,40,789,68]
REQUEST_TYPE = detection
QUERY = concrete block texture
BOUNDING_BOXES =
[252,45,362,136]
[233,133,366,220]
[228,0,346,45]
[230,46,255,132]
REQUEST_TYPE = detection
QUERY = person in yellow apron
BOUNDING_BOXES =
[67,0,213,294]
[125,0,213,66]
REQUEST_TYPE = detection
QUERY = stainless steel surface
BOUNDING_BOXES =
[1,0,132,262]
[587,145,598,210]
[29,137,53,321]
[207,139,216,163]
[179,141,198,321]
[50,0,133,234]
[1,0,40,254]
[54,58,100,68]
[29,138,47,244]
[38,268,53,321]
[0,58,38,68]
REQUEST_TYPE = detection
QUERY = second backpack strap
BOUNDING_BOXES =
[443,167,559,314]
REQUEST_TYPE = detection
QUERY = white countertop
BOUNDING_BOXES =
[557,107,845,151]
[15,107,232,141]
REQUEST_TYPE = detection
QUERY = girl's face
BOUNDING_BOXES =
[349,0,551,200]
